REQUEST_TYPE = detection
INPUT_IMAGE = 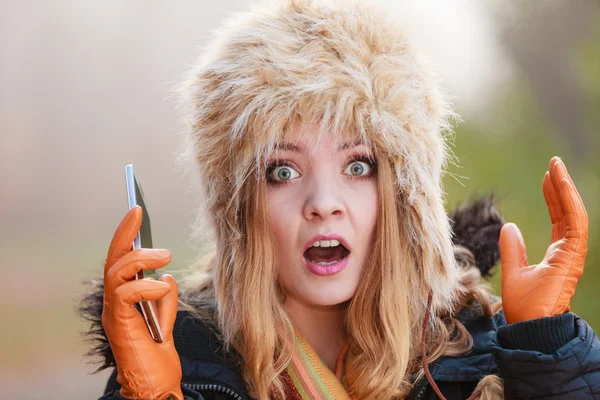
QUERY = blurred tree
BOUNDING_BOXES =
[492,0,600,161]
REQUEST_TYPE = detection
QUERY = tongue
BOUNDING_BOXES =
[304,246,345,262]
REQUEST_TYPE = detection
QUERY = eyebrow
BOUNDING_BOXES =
[274,139,366,153]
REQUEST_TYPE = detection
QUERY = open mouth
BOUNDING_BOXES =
[303,242,351,265]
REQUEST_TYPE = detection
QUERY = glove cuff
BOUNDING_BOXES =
[497,312,576,354]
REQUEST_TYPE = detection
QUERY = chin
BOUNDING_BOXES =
[300,281,359,308]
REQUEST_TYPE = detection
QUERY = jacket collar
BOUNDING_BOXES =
[172,310,250,399]
[173,301,505,399]
[429,302,505,382]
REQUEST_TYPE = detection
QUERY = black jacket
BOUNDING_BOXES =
[98,304,600,400]
[85,196,600,399]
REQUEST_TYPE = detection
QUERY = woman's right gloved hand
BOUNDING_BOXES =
[102,206,184,400]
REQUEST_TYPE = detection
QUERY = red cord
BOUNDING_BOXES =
[421,290,481,400]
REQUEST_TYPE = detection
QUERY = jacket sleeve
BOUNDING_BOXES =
[98,368,205,400]
[491,312,600,399]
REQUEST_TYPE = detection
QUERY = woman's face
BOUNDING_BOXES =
[266,125,378,308]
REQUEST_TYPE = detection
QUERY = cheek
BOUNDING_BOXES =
[266,194,284,238]
[351,182,378,233]
[266,188,298,252]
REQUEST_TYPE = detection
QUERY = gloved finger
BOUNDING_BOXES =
[542,171,560,244]
[104,248,172,303]
[552,158,588,227]
[105,206,143,278]
[557,178,589,250]
[499,223,529,278]
[112,279,171,321]
[549,157,582,236]
[157,274,179,337]
[548,159,566,236]
[551,157,586,218]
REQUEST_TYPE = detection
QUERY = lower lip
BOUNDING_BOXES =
[303,254,349,276]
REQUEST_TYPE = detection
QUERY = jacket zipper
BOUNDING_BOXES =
[409,377,429,400]
[181,382,245,400]
[413,382,429,400]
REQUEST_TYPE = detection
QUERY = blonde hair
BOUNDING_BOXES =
[176,167,503,399]
[175,0,503,398]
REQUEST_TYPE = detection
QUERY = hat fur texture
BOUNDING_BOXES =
[179,0,461,314]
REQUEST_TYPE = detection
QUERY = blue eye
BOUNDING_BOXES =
[344,160,371,176]
[269,165,300,182]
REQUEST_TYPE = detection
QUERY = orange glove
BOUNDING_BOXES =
[102,206,184,400]
[500,156,589,324]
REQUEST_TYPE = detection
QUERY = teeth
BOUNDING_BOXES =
[315,259,342,265]
[311,239,340,248]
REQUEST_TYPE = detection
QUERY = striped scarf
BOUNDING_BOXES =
[273,327,353,400]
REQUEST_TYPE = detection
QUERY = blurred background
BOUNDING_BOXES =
[1,0,599,398]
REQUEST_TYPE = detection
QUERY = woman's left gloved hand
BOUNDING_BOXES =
[499,156,589,324]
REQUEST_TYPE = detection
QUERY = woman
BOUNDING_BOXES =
[80,0,597,399]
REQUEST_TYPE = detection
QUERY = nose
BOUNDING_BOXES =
[303,178,346,221]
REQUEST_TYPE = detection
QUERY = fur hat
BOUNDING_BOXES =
[178,0,461,313]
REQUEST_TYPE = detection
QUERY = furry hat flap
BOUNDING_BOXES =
[178,0,461,313]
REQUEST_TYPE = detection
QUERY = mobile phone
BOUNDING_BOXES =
[125,164,163,343]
